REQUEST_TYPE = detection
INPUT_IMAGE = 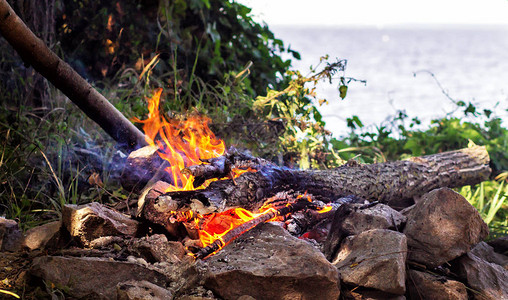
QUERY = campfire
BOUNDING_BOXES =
[1,1,506,298]
[129,88,335,259]
[132,87,230,192]
[122,89,490,252]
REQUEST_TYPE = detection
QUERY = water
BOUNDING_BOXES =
[271,25,508,137]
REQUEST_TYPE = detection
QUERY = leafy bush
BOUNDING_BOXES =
[55,0,298,97]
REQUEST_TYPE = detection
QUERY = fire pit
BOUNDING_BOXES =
[1,1,506,298]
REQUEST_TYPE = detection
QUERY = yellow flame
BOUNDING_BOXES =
[133,89,226,191]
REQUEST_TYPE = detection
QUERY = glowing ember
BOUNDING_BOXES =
[193,195,333,254]
[196,206,278,248]
[316,205,333,213]
[133,88,226,191]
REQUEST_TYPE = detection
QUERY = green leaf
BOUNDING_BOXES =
[346,115,363,129]
[464,103,478,116]
[339,85,348,99]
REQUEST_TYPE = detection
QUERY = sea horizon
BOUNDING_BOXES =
[270,24,508,137]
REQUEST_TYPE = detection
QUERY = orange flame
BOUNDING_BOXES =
[133,88,226,191]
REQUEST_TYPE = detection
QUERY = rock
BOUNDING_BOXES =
[178,297,217,300]
[30,256,169,299]
[200,223,340,300]
[455,252,508,300]
[150,259,201,295]
[129,234,187,263]
[403,187,488,268]
[398,204,414,217]
[176,286,217,300]
[324,202,406,261]
[332,229,407,295]
[406,269,467,300]
[62,202,139,246]
[116,280,173,300]
[23,220,62,250]
[487,235,508,256]
[471,241,508,269]
[0,217,23,252]
[88,236,124,248]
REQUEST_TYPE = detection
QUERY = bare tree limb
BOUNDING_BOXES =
[0,0,147,150]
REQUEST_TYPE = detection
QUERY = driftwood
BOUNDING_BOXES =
[0,0,147,150]
[142,146,490,215]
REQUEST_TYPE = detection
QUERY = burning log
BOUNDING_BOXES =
[194,194,326,259]
[183,148,274,188]
[137,145,489,261]
[144,145,490,212]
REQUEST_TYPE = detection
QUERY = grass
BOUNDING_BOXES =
[459,173,508,238]
[0,87,127,229]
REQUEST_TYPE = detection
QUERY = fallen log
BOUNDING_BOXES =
[143,145,490,213]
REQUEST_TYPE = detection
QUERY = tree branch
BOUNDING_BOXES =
[0,0,147,150]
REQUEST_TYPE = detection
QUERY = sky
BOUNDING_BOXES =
[236,0,508,26]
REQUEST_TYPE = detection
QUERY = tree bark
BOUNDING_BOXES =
[147,146,491,211]
[0,0,147,150]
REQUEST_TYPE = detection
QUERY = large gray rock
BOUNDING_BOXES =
[455,252,508,300]
[332,229,407,295]
[30,256,169,299]
[0,217,23,252]
[324,202,406,260]
[116,280,173,300]
[471,241,508,269]
[23,220,62,250]
[62,202,139,246]
[403,188,488,268]
[406,269,467,300]
[200,223,340,300]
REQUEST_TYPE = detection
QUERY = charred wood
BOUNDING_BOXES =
[183,148,276,188]
[121,146,173,193]
[194,196,319,259]
[148,146,490,212]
